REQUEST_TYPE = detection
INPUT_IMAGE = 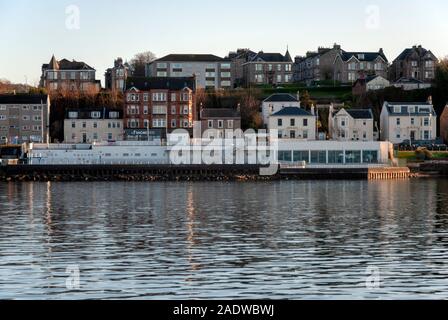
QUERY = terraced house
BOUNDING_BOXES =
[123,77,196,140]
[145,54,232,90]
[333,49,388,83]
[243,50,293,86]
[40,55,101,94]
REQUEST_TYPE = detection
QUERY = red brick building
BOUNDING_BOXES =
[124,77,196,140]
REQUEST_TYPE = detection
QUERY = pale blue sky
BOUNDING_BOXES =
[0,0,447,85]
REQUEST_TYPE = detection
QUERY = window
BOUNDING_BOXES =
[171,105,177,115]
[152,92,167,101]
[22,115,30,121]
[303,119,308,127]
[303,130,308,139]
[221,63,231,69]
[277,64,282,71]
[277,75,282,83]
[71,122,76,128]
[93,132,98,140]
[277,119,283,127]
[293,151,309,163]
[93,122,98,128]
[311,151,326,164]
[285,64,292,72]
[290,119,295,126]
[411,61,418,67]
[423,118,430,126]
[255,64,263,71]
[396,118,401,126]
[82,122,86,128]
[171,119,177,128]
[91,111,101,119]
[33,115,41,121]
[328,151,344,164]
[255,74,264,83]
[153,105,167,115]
[208,120,213,128]
[348,72,356,81]
[109,111,119,119]
[345,151,361,164]
[218,120,224,128]
[152,118,166,128]
[108,133,113,140]
[182,93,190,101]
[68,111,78,119]
[348,62,357,70]
[183,105,189,115]
[278,151,292,162]
[171,93,177,101]
[290,131,296,139]
[363,150,378,163]
[411,118,415,125]
[227,120,234,129]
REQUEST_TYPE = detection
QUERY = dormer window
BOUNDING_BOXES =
[91,111,101,119]
[358,54,365,60]
[109,111,119,119]
[394,106,400,113]
[68,111,78,119]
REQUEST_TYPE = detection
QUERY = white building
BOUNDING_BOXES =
[145,54,232,90]
[64,108,124,143]
[262,93,301,125]
[329,107,375,141]
[380,99,437,144]
[268,107,316,140]
[277,140,392,167]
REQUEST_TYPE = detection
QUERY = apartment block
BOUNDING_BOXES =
[0,94,50,144]
[146,54,232,90]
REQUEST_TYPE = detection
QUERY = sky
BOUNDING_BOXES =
[0,0,447,86]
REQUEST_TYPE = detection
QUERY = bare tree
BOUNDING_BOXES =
[130,51,157,77]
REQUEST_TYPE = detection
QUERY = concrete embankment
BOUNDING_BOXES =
[0,164,412,182]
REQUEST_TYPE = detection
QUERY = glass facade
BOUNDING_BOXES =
[328,151,344,164]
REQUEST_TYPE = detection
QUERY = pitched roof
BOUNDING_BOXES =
[345,109,373,119]
[271,107,313,117]
[201,108,240,119]
[126,77,196,91]
[0,94,48,104]
[383,101,436,116]
[42,56,95,71]
[250,51,292,63]
[154,54,226,62]
[339,51,388,62]
[394,77,424,84]
[264,93,298,103]
[394,46,437,62]
[65,108,123,120]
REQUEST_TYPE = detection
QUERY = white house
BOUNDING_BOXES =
[393,77,432,91]
[64,108,124,143]
[380,99,437,144]
[262,93,301,125]
[268,107,316,140]
[328,107,375,141]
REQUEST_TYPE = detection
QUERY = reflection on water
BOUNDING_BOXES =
[1,180,448,299]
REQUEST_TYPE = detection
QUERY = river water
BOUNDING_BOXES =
[1,180,448,299]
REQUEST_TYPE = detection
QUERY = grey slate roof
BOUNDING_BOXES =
[384,102,436,116]
[394,77,424,84]
[345,109,373,119]
[264,93,298,103]
[271,107,313,117]
[126,77,196,91]
[250,51,292,63]
[0,94,48,104]
[340,51,388,62]
[154,54,226,62]
[65,108,123,120]
[394,46,436,62]
[42,57,95,71]
[201,108,240,119]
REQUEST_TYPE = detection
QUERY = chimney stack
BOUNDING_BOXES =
[427,95,433,105]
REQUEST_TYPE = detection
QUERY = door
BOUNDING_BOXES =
[82,133,87,143]
[410,131,415,142]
